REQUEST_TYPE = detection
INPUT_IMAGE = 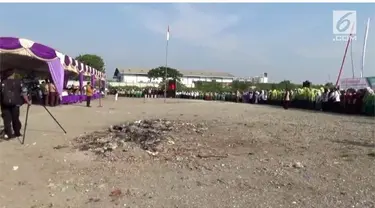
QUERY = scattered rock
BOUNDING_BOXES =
[53,145,68,150]
[292,161,304,169]
[18,181,27,186]
[110,189,122,197]
[109,188,123,201]
[73,119,208,158]
[86,198,100,203]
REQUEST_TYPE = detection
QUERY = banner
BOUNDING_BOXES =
[340,77,372,90]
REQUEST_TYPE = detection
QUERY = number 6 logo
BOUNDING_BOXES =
[336,12,353,32]
[333,10,357,35]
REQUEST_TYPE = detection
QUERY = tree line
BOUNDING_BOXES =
[112,66,334,92]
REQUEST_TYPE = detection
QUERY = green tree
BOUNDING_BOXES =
[324,82,334,89]
[231,80,248,91]
[147,66,183,81]
[270,83,277,90]
[194,81,224,92]
[75,54,105,72]
[278,80,295,89]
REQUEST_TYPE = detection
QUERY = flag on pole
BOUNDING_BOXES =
[361,18,370,78]
[166,25,170,41]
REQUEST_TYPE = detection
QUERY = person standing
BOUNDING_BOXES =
[48,81,57,107]
[283,89,291,109]
[114,88,119,101]
[0,69,31,139]
[85,82,93,107]
[332,87,341,113]
[236,90,240,103]
[315,90,322,110]
[254,90,260,104]
[41,79,49,106]
[321,88,328,111]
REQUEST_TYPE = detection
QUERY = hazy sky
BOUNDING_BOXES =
[0,3,374,83]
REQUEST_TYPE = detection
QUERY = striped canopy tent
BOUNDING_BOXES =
[0,37,105,96]
[62,55,79,74]
[63,54,104,80]
[0,37,66,96]
[81,63,105,80]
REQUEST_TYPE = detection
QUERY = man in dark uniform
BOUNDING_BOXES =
[1,69,31,140]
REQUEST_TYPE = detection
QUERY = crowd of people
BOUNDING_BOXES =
[177,87,375,116]
[39,79,60,107]
[265,87,375,116]
[111,88,166,98]
[109,86,375,116]
[0,68,102,140]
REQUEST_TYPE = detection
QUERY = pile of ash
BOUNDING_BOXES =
[74,119,208,157]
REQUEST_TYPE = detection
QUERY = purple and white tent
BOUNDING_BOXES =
[0,37,67,96]
[0,37,106,96]
[62,55,105,79]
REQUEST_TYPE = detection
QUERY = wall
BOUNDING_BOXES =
[66,74,234,89]
[120,74,234,88]
[259,77,268,83]
[66,80,159,88]
[109,82,159,88]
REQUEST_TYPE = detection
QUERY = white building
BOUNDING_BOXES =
[252,76,268,83]
[235,73,268,83]
[115,68,235,88]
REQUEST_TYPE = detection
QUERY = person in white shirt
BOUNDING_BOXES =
[259,90,264,103]
[254,90,260,104]
[331,88,341,112]
[283,89,291,109]
[146,88,151,98]
[315,90,322,110]
[321,88,329,111]
[334,89,341,102]
[114,89,119,101]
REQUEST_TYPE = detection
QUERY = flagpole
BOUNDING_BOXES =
[335,24,355,87]
[361,18,370,78]
[164,26,170,103]
[350,36,355,78]
[335,36,352,86]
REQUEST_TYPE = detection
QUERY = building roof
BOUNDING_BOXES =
[119,68,235,78]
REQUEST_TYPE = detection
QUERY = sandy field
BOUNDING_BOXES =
[0,97,374,208]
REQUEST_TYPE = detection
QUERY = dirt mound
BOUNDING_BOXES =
[74,119,208,157]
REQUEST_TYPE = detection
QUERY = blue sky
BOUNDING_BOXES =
[0,3,374,83]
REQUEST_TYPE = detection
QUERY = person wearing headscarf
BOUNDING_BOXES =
[283,89,291,109]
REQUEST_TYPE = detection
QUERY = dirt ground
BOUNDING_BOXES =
[0,97,374,208]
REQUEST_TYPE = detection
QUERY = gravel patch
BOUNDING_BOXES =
[1,98,374,208]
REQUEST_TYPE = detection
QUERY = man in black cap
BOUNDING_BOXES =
[1,68,31,140]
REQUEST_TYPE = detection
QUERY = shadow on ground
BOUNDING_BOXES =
[332,139,375,148]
